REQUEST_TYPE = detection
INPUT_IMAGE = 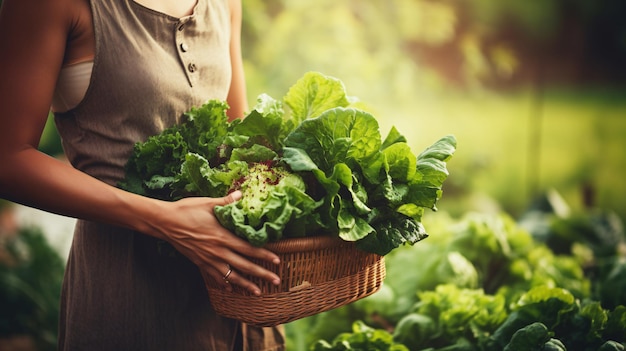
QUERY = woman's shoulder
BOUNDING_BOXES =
[0,0,82,21]
[0,0,84,54]
[65,0,95,65]
[0,0,90,37]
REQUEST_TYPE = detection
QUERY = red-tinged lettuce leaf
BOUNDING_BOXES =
[213,163,322,246]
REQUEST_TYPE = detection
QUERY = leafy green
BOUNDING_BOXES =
[520,200,626,309]
[283,71,351,124]
[311,321,409,351]
[599,341,626,351]
[120,72,456,254]
[0,226,65,351]
[502,322,560,351]
[293,208,626,351]
[392,313,437,349]
[282,107,456,254]
[415,284,508,347]
[120,100,232,200]
[214,161,322,246]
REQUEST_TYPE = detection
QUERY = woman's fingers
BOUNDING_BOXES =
[203,260,274,296]
[223,233,281,264]
[222,264,233,283]
[162,195,283,295]
[189,233,282,293]
[209,239,281,286]
[224,253,281,285]
[214,234,281,284]
[224,269,267,296]
[203,264,234,292]
[220,190,242,205]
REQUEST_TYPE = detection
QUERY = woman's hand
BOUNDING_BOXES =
[152,191,281,296]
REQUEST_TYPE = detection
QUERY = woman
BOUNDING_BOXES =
[0,0,285,349]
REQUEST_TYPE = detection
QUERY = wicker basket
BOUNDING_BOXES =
[202,235,385,327]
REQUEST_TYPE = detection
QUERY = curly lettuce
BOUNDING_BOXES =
[214,161,322,246]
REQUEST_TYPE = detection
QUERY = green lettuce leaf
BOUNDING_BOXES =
[284,107,381,172]
[180,100,231,164]
[283,71,351,125]
[406,135,457,210]
[312,321,409,351]
[381,125,407,150]
[503,322,554,351]
[176,154,247,198]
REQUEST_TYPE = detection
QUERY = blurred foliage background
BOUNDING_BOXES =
[2,0,626,349]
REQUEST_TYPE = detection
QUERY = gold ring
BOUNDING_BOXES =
[223,265,233,283]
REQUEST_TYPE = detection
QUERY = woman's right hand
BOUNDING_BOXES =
[149,191,281,296]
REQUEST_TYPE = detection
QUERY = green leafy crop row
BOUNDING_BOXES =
[290,206,626,351]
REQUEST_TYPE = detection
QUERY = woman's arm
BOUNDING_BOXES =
[225,0,248,121]
[0,0,280,295]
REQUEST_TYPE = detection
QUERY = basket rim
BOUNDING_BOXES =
[263,235,350,254]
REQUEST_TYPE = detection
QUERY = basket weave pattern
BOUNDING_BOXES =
[203,235,385,326]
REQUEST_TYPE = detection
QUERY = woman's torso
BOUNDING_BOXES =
[54,0,285,349]
[54,0,232,185]
[52,0,199,113]
[58,0,198,65]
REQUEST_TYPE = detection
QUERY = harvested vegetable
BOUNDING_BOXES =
[120,72,456,254]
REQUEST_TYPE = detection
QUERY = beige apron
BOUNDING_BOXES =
[54,0,284,349]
